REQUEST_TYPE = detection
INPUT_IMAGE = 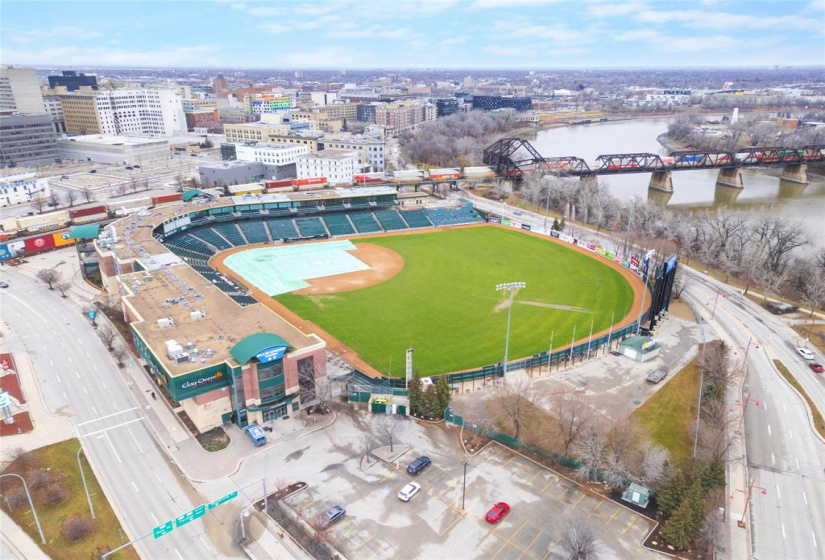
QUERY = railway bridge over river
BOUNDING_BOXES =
[483,138,825,192]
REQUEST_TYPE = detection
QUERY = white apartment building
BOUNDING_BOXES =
[296,149,358,185]
[235,143,308,166]
[60,88,187,136]
[322,133,386,172]
[0,67,46,114]
[0,169,50,207]
[43,96,66,133]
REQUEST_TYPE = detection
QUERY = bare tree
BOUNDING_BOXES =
[97,324,116,351]
[561,517,600,560]
[800,269,825,317]
[377,415,401,452]
[637,444,670,489]
[35,268,63,290]
[82,188,96,203]
[547,395,592,456]
[55,280,71,298]
[491,376,538,440]
[112,344,127,368]
[61,516,95,542]
[757,267,789,304]
[32,198,47,214]
[297,358,318,406]
[63,188,79,207]
[672,267,691,300]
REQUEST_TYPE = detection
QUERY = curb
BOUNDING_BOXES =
[766,354,825,446]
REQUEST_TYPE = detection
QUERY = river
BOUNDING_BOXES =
[531,118,825,245]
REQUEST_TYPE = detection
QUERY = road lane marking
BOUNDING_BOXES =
[174,549,184,560]
[154,471,163,483]
[605,508,620,526]
[768,424,772,436]
[796,457,800,469]
[130,480,139,493]
[80,417,144,437]
[783,403,787,413]
[101,381,107,389]
[151,513,159,524]
[803,491,808,506]
[789,429,794,440]
[776,485,781,499]
[813,531,818,549]
[86,351,90,358]
[771,452,775,465]
[93,364,98,371]
[49,359,54,367]
[781,523,786,539]
[67,356,73,363]
[62,391,68,400]
[83,386,88,395]
[92,406,98,416]
[104,433,122,464]
[56,374,61,384]
[126,426,144,454]
[763,401,768,412]
[77,407,139,426]
[198,536,211,553]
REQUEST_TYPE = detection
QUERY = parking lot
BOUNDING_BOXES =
[282,441,656,560]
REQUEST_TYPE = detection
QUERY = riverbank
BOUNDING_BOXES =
[656,132,687,151]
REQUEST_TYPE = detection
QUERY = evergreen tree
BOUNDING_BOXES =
[656,469,688,514]
[435,375,451,417]
[408,371,423,416]
[698,460,725,491]
[559,217,566,231]
[660,498,699,551]
[551,218,560,231]
[685,479,707,530]
[423,385,440,418]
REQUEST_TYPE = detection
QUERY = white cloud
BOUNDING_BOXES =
[441,34,471,45]
[275,47,372,68]
[614,28,741,52]
[587,1,647,18]
[256,22,290,34]
[483,45,530,55]
[2,25,105,43]
[636,8,824,32]
[473,0,565,8]
[2,44,225,67]
[490,19,594,44]
[247,6,281,16]
[328,25,416,39]
[614,29,659,42]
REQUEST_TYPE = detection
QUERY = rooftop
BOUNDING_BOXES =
[57,135,169,147]
[298,149,358,161]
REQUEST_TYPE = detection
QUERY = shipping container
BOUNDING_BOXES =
[69,205,107,219]
[18,211,70,231]
[462,166,495,178]
[265,179,294,189]
[105,197,152,214]
[351,176,383,185]
[52,231,76,247]
[71,212,109,225]
[227,184,264,195]
[293,177,327,187]
[1,217,20,235]
[391,170,425,182]
[151,193,182,206]
[427,168,461,180]
[0,244,11,260]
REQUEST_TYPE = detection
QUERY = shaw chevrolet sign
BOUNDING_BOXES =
[255,345,288,363]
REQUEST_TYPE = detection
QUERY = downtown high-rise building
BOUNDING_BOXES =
[59,89,187,136]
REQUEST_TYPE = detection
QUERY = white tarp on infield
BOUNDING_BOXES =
[223,240,369,296]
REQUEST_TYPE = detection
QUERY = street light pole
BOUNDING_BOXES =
[496,282,526,381]
[77,447,96,519]
[0,474,45,544]
[542,184,552,232]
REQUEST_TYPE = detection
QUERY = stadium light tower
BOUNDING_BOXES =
[496,282,526,380]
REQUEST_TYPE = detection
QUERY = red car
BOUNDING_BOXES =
[810,362,824,373]
[485,502,510,524]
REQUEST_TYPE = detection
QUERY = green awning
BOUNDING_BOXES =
[229,333,292,365]
[69,224,100,240]
[181,189,214,202]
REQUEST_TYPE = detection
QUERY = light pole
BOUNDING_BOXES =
[0,474,45,544]
[496,282,526,380]
[462,461,468,511]
[624,196,635,258]
[636,273,651,336]
[542,183,552,232]
[77,447,96,519]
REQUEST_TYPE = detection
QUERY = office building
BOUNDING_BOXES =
[43,96,66,133]
[357,103,378,123]
[57,134,170,165]
[246,94,294,115]
[224,122,291,143]
[310,92,338,106]
[0,66,46,114]
[183,98,220,111]
[321,133,385,172]
[470,95,533,112]
[267,131,324,154]
[219,107,255,125]
[235,143,308,166]
[296,149,358,185]
[213,74,229,95]
[60,89,187,136]
[0,169,50,207]
[0,114,59,166]
[198,160,294,188]
[47,70,98,92]
[184,109,220,132]
[435,98,460,117]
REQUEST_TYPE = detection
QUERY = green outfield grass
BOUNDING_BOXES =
[276,227,636,376]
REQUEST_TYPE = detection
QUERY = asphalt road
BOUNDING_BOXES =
[0,271,236,559]
[686,275,825,560]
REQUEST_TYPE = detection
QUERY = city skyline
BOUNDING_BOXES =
[3,0,824,69]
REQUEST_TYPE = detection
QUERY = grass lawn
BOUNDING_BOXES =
[792,323,825,353]
[632,354,702,471]
[0,439,137,560]
[277,227,635,376]
[773,359,825,440]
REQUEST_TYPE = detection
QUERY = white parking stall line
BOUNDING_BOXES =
[75,370,81,379]
[814,531,818,549]
[781,523,786,539]
[763,401,768,412]
[795,457,800,469]
[152,513,160,524]
[56,374,62,384]
[101,381,107,390]
[803,491,808,506]
[93,364,99,372]
[126,425,144,454]
[130,480,139,493]
[83,386,89,395]
[789,429,794,440]
[67,356,73,363]
[771,453,775,466]
[92,406,99,417]
[86,351,91,358]
[776,485,781,499]
[79,417,144,437]
[77,407,139,426]
[767,424,772,436]
[175,549,184,560]
[49,359,54,367]
[62,391,68,400]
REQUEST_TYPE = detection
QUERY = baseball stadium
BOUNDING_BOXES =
[93,186,659,433]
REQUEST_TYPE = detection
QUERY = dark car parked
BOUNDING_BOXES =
[407,456,431,476]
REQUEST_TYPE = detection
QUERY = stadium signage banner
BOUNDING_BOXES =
[489,217,501,224]
[501,219,512,226]
[521,224,532,231]
[256,346,288,363]
[168,366,230,400]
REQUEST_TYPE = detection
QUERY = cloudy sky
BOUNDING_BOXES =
[3,0,824,68]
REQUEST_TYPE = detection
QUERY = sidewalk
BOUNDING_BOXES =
[0,511,44,560]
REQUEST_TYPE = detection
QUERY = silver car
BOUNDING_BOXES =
[646,369,668,384]
[318,505,345,528]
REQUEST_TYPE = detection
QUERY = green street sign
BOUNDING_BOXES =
[175,505,206,528]
[208,491,238,510]
[152,521,173,539]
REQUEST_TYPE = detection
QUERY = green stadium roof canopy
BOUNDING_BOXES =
[181,189,214,202]
[69,224,100,240]
[230,333,292,365]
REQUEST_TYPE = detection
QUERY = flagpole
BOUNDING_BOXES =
[569,324,576,360]
[547,330,554,375]
[606,311,615,351]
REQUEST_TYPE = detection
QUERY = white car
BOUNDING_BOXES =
[796,348,815,360]
[398,482,421,502]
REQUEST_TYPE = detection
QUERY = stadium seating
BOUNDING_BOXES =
[349,212,383,233]
[266,218,298,240]
[237,220,269,244]
[424,204,484,227]
[374,210,409,231]
[399,210,432,228]
[212,223,245,247]
[322,214,355,236]
[295,217,328,237]
[189,228,233,251]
